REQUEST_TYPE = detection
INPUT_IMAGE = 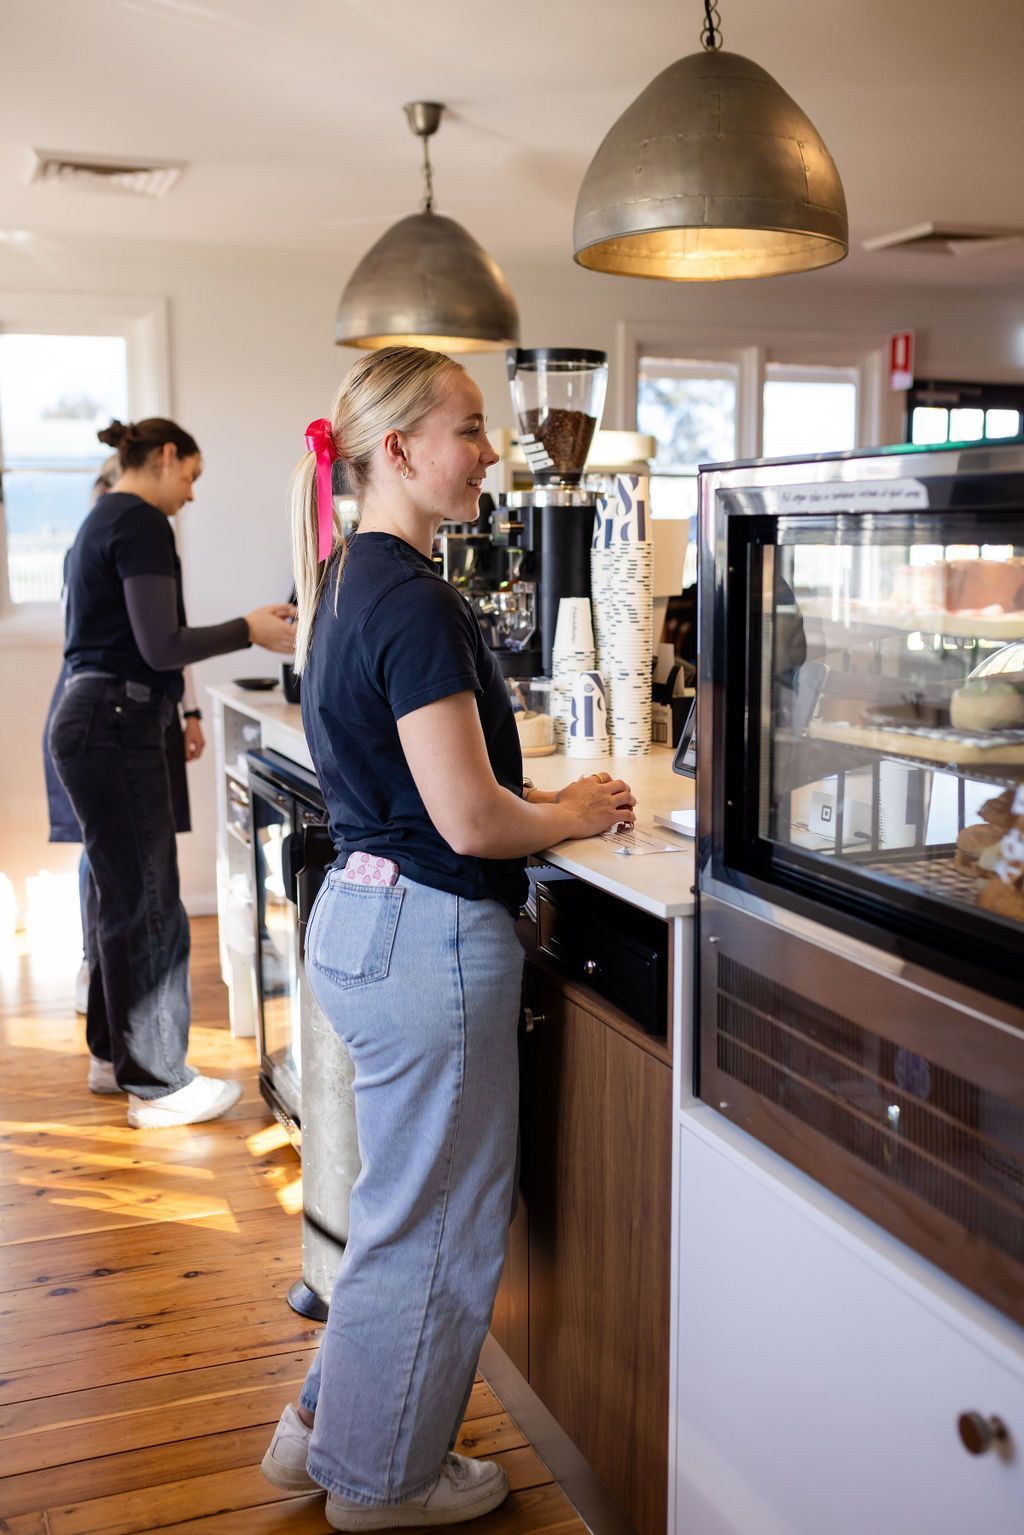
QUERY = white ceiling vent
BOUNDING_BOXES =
[27,148,185,199]
[862,221,1024,259]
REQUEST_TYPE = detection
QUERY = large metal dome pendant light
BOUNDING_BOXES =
[336,102,520,351]
[573,1,848,281]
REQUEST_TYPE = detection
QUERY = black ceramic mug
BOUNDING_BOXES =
[282,663,301,705]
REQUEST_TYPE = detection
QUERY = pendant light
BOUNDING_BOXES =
[572,1,848,281]
[335,102,519,352]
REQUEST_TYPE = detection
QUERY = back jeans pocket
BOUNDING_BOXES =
[50,700,96,760]
[306,884,404,990]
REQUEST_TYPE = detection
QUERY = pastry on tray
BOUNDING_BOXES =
[977,788,1016,829]
[978,873,1024,922]
[949,679,1024,733]
[953,820,1004,875]
[976,787,1024,924]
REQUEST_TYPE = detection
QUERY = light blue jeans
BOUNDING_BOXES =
[299,871,524,1505]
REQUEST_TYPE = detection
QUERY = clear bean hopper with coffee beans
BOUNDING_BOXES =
[495,348,609,677]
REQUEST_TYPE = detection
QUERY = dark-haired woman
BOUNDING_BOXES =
[49,417,296,1129]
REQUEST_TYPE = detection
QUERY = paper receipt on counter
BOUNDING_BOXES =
[599,827,684,857]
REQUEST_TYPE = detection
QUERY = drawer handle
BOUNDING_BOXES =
[523,1009,545,1033]
[957,1411,1009,1456]
[583,959,598,977]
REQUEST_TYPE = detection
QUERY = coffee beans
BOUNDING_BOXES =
[521,408,597,478]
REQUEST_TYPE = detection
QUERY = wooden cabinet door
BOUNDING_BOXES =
[526,979,672,1535]
[489,1012,531,1378]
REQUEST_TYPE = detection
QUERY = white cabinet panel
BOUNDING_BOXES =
[673,1122,1024,1535]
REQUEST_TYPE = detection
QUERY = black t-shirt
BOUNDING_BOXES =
[64,492,188,701]
[302,531,527,913]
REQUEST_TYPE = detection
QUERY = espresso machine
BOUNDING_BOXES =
[435,495,539,676]
[437,347,608,678]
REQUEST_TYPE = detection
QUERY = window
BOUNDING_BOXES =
[907,380,1024,447]
[0,293,167,626]
[0,332,129,604]
[631,331,884,590]
[762,363,858,458]
[637,356,738,521]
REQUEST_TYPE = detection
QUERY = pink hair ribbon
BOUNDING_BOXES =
[304,418,339,563]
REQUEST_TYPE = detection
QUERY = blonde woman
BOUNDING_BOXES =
[261,346,635,1528]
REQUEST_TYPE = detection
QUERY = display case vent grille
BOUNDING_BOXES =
[716,957,1023,1263]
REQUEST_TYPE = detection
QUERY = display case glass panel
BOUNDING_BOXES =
[729,506,1024,984]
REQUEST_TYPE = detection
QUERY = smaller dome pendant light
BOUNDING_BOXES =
[573,1,848,281]
[335,102,520,351]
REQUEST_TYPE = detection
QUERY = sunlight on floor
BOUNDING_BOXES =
[276,1176,304,1216]
[246,1122,292,1156]
[23,869,83,951]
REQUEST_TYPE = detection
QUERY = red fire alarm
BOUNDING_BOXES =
[889,332,914,391]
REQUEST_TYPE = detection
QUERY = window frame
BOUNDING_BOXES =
[0,293,170,643]
[618,319,896,462]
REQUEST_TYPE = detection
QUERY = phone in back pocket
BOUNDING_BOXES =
[341,851,400,887]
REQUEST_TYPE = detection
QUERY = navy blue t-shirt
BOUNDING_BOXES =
[64,492,187,701]
[302,532,527,913]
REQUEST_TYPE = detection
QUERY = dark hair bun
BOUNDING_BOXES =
[97,419,130,448]
[96,416,198,469]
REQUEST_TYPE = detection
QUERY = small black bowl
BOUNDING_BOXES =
[233,677,278,692]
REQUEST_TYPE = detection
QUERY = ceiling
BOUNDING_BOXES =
[1,0,1023,289]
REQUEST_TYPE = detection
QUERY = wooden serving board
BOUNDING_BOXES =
[807,718,1024,765]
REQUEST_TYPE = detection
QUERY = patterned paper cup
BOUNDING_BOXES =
[566,670,610,760]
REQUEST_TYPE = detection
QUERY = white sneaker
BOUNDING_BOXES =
[75,961,89,1016]
[127,1074,243,1129]
[261,1402,319,1492]
[325,1453,508,1530]
[88,1056,122,1095]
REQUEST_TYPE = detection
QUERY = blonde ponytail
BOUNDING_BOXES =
[289,451,343,673]
[289,346,464,674]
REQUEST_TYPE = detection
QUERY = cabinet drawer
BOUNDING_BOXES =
[535,876,667,1035]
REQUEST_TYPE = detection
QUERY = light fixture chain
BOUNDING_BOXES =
[700,0,722,50]
[421,136,435,214]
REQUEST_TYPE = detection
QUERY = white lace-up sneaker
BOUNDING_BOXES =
[325,1453,509,1530]
[261,1402,319,1492]
[127,1073,242,1129]
[87,1056,122,1095]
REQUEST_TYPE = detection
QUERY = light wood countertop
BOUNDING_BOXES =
[208,684,695,919]
[522,748,695,919]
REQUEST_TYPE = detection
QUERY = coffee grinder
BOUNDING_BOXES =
[497,347,608,675]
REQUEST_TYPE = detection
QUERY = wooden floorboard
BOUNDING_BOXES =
[0,917,579,1534]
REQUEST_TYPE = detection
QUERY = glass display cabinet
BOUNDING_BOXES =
[696,440,1024,1323]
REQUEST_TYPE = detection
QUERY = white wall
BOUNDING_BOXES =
[1,231,1022,924]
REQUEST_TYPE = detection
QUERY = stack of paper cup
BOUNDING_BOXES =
[550,596,595,747]
[590,474,654,757]
[566,670,609,760]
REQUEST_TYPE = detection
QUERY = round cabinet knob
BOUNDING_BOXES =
[522,1009,545,1033]
[957,1411,1009,1456]
[583,959,598,977]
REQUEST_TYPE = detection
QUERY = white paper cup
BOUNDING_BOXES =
[566,669,609,759]
[552,597,595,656]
